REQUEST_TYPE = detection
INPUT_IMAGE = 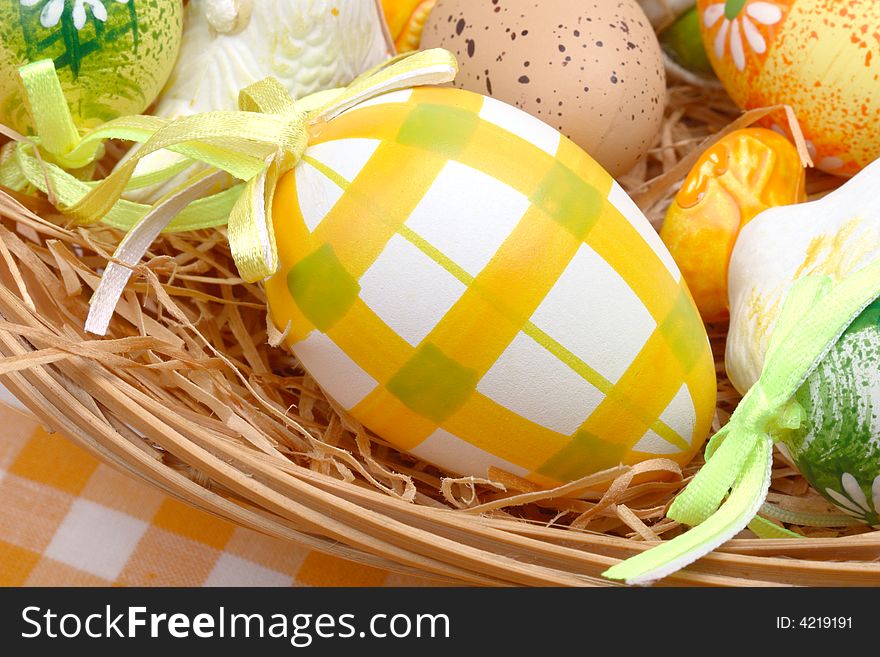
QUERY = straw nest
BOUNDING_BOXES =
[0,69,878,587]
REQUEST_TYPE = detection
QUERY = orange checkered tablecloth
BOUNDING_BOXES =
[0,402,435,587]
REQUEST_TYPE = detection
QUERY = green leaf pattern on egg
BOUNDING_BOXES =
[18,0,140,77]
[782,297,880,527]
[0,0,182,132]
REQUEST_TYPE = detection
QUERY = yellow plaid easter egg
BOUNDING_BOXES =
[266,86,716,486]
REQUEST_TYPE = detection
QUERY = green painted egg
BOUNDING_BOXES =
[0,0,183,133]
[781,297,880,527]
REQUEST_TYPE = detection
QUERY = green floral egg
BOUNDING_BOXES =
[782,297,880,527]
[0,0,182,133]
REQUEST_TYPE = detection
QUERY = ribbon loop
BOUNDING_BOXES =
[17,60,82,161]
[238,76,301,117]
[228,163,278,283]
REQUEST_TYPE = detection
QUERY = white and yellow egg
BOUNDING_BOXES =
[266,86,716,485]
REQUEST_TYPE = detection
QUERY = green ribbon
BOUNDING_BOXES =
[604,260,880,585]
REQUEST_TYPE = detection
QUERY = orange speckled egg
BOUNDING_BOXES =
[698,0,880,176]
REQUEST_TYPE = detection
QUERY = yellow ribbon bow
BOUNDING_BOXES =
[0,50,459,334]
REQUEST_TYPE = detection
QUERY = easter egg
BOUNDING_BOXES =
[0,0,183,133]
[697,0,880,176]
[781,298,880,527]
[727,157,880,523]
[265,86,716,486]
[419,0,667,177]
[661,128,805,322]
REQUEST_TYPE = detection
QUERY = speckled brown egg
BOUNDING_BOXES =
[421,0,666,176]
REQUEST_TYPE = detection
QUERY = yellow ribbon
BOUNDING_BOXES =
[0,50,459,334]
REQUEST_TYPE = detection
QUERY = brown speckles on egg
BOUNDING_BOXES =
[421,0,665,176]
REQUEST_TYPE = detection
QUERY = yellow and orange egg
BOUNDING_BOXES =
[698,0,880,176]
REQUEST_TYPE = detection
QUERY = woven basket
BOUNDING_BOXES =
[0,71,878,587]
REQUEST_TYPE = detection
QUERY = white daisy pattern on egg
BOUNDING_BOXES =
[20,0,129,30]
[20,0,65,27]
[824,473,880,527]
[703,1,784,71]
